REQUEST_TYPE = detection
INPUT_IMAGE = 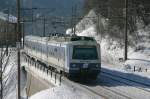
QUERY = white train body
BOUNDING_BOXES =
[24,36,101,78]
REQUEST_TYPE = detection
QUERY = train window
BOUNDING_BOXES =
[54,48,57,52]
[49,51,51,56]
[72,46,98,60]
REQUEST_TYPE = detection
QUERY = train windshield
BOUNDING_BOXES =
[72,46,98,60]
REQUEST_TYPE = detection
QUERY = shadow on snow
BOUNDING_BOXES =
[85,67,150,90]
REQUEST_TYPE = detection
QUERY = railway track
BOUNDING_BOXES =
[78,82,132,99]
[101,71,150,92]
[58,74,135,99]
[71,70,150,99]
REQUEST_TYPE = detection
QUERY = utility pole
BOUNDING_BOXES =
[31,8,34,35]
[16,0,21,99]
[6,8,10,56]
[43,16,46,37]
[124,0,128,61]
[20,9,25,49]
[97,14,100,35]
[71,7,74,34]
[71,5,77,35]
[22,22,25,48]
[73,5,77,35]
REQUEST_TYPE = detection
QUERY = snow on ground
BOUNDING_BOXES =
[2,50,17,99]
[30,86,100,99]
[102,63,150,86]
[124,28,150,71]
[1,49,27,99]
[125,52,150,69]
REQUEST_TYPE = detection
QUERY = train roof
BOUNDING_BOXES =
[47,36,95,42]
[25,35,96,43]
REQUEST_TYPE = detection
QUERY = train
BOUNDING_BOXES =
[24,35,101,79]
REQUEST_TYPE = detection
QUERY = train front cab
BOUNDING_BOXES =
[68,44,101,79]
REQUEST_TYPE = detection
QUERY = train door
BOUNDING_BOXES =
[65,45,70,72]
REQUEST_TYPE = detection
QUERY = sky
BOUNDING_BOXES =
[22,0,85,16]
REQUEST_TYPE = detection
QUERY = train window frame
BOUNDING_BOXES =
[72,46,98,60]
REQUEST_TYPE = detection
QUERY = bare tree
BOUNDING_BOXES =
[0,47,13,99]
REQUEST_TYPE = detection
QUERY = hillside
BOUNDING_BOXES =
[73,5,150,69]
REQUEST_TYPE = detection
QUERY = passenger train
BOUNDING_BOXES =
[24,35,101,79]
